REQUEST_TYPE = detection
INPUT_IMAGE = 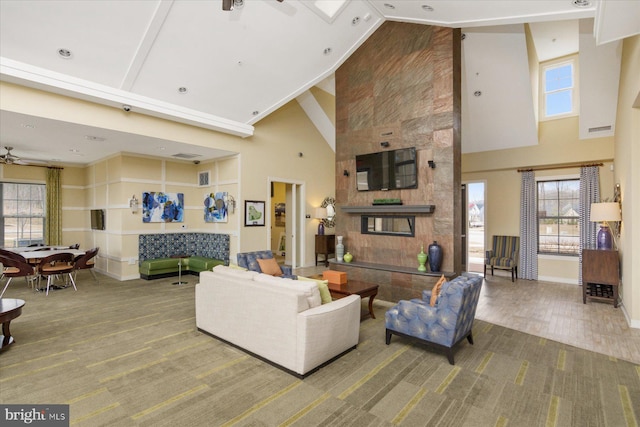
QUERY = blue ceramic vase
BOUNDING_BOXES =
[428,241,442,272]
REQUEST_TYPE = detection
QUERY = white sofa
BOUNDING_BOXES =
[195,265,361,377]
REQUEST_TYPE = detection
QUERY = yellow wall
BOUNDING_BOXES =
[614,35,640,328]
[0,83,336,278]
[462,116,616,284]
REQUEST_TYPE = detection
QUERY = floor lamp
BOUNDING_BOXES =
[590,202,621,250]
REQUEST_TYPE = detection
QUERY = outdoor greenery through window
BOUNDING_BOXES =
[537,179,580,255]
[0,182,46,247]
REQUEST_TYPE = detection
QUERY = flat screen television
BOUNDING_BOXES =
[90,209,105,230]
[356,147,417,191]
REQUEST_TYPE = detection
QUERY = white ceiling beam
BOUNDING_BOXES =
[296,90,335,152]
[1,57,254,138]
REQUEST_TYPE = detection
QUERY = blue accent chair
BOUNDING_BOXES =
[236,250,297,279]
[385,273,483,365]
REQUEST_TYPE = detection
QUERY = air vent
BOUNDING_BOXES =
[172,153,202,159]
[588,125,612,133]
[198,171,210,187]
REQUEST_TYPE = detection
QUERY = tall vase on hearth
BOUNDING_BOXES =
[336,236,344,262]
[428,240,442,272]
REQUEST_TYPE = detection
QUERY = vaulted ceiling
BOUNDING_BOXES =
[1,0,638,166]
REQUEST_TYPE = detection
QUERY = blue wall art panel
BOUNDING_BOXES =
[204,192,228,223]
[142,192,184,223]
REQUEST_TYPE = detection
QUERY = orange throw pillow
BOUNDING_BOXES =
[256,257,283,277]
[430,275,447,307]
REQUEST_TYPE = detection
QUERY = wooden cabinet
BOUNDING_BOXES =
[315,234,335,267]
[582,249,619,308]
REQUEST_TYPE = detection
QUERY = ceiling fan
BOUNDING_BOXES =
[0,146,46,166]
[222,0,282,11]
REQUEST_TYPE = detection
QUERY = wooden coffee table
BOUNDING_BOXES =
[1,298,25,352]
[327,280,378,320]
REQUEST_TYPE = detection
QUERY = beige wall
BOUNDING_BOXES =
[0,82,336,278]
[462,116,616,285]
[614,35,640,328]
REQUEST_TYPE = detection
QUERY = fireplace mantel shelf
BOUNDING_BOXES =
[341,205,435,214]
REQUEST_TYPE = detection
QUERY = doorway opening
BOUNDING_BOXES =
[465,181,485,273]
[268,179,305,268]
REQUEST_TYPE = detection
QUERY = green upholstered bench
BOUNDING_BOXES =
[140,256,224,280]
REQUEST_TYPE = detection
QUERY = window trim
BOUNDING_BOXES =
[539,55,579,121]
[536,176,580,256]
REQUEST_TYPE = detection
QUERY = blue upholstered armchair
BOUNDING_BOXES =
[236,250,296,279]
[385,274,483,365]
[484,235,520,282]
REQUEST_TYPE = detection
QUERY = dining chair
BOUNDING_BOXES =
[73,247,99,283]
[38,252,77,296]
[0,255,36,298]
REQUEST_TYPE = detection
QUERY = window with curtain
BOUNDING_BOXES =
[537,179,580,255]
[0,182,46,247]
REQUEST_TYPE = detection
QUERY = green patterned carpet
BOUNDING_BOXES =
[1,274,638,426]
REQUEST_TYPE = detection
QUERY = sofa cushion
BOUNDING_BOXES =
[298,276,332,304]
[188,256,224,273]
[256,257,283,276]
[253,273,321,308]
[213,265,259,280]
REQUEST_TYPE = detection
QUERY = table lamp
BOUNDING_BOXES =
[590,202,621,250]
[314,207,328,235]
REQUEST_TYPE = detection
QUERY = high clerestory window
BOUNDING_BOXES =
[541,56,578,120]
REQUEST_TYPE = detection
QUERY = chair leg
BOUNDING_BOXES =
[67,273,77,291]
[483,264,486,277]
[491,266,494,276]
[0,277,13,298]
[385,329,392,345]
[446,350,455,365]
[467,331,474,345]
[89,269,98,283]
[46,276,52,296]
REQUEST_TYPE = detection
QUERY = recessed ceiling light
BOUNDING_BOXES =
[21,123,36,129]
[69,148,80,153]
[383,3,395,9]
[178,87,188,94]
[474,91,482,97]
[421,5,434,12]
[352,16,360,25]
[572,0,591,8]
[84,135,105,142]
[58,48,72,59]
[252,111,259,116]
[323,47,332,55]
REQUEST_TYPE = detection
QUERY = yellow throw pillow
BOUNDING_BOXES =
[430,275,447,307]
[228,263,248,271]
[256,257,283,277]
[298,276,332,304]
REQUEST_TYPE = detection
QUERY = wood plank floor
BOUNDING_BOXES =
[295,265,640,365]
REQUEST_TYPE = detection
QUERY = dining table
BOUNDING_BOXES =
[3,247,86,291]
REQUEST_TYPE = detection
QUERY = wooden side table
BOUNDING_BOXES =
[315,234,335,267]
[582,249,619,308]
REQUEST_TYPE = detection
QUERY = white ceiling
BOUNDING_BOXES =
[0,0,638,166]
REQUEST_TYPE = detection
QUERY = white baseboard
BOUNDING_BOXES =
[537,275,579,285]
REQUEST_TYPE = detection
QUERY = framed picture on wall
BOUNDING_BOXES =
[244,200,265,227]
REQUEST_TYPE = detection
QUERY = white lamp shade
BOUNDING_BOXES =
[590,202,621,222]
[314,207,328,219]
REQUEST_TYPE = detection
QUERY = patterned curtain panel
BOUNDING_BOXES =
[519,171,538,280]
[46,168,62,245]
[579,166,600,284]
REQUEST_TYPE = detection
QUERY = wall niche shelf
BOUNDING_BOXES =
[341,205,435,214]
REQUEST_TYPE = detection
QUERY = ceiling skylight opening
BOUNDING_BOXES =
[301,0,349,24]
